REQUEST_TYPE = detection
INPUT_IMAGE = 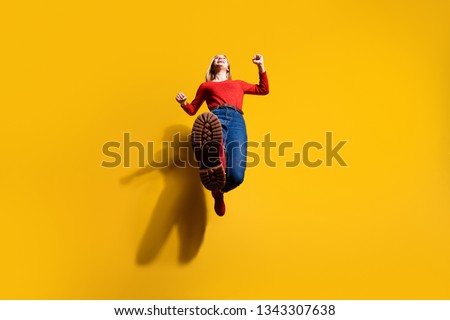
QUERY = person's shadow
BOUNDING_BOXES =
[121,125,207,265]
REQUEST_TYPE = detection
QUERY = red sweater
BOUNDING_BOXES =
[182,72,269,116]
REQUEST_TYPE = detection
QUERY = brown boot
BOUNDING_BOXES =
[191,112,226,191]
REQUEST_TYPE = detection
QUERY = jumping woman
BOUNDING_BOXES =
[175,54,269,216]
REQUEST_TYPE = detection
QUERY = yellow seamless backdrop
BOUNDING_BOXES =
[0,0,449,299]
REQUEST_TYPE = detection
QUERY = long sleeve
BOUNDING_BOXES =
[240,71,269,95]
[181,83,206,116]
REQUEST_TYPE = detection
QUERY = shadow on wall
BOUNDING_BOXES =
[121,125,207,265]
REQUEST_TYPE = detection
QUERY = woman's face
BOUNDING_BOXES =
[213,55,229,70]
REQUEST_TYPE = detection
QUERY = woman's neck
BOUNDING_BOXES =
[213,70,228,82]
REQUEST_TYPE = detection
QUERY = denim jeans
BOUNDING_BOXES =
[211,107,247,193]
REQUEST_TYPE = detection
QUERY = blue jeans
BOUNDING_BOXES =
[211,107,247,193]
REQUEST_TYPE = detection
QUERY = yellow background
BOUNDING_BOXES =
[1,0,449,299]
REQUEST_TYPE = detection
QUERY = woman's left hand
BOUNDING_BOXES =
[252,54,265,72]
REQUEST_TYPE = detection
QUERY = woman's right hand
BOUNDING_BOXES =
[176,92,187,106]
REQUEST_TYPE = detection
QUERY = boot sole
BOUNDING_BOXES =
[191,112,225,191]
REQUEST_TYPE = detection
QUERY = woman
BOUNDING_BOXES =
[175,54,269,216]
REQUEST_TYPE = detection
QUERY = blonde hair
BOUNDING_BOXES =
[205,54,232,82]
